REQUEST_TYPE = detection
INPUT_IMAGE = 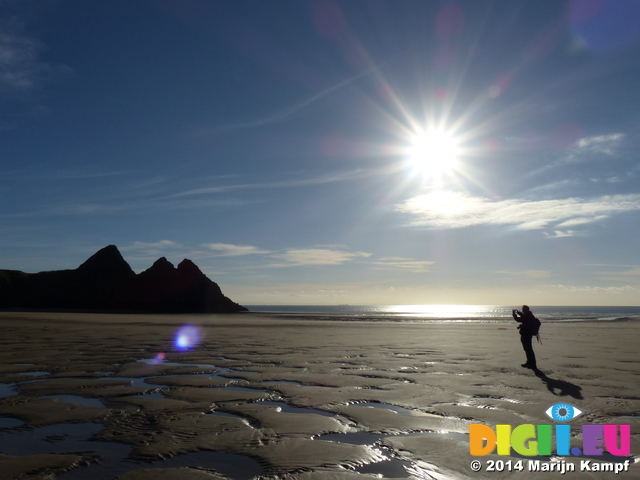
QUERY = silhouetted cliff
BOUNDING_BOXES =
[0,245,247,313]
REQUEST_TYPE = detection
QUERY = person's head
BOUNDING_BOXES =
[522,305,530,312]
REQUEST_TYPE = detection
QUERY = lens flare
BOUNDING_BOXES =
[173,324,202,351]
[147,351,166,365]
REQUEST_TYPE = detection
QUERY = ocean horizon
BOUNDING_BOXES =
[245,304,640,322]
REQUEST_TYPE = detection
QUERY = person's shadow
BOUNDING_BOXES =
[534,369,583,399]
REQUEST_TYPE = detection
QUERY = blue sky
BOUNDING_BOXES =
[2,0,640,305]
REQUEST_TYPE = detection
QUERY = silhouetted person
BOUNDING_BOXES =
[512,305,539,370]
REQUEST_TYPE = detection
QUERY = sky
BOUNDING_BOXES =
[2,0,640,306]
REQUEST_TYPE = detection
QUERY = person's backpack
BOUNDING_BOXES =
[530,316,541,336]
[531,316,542,343]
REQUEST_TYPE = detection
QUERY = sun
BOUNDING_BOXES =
[407,129,459,177]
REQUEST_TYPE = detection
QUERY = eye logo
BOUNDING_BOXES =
[545,403,583,422]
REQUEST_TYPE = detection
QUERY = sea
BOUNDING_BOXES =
[245,305,640,323]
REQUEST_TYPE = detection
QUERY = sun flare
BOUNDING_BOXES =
[407,130,459,177]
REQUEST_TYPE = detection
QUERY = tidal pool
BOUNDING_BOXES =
[254,400,336,417]
[0,417,23,428]
[352,402,424,415]
[0,383,16,398]
[44,395,105,409]
[150,450,263,480]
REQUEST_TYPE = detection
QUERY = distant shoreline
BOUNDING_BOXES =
[2,308,639,324]
[244,304,640,324]
[245,311,640,323]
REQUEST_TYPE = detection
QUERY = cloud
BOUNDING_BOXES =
[46,170,128,180]
[202,243,270,256]
[171,169,371,198]
[0,32,42,90]
[610,268,640,276]
[583,264,640,268]
[269,248,371,267]
[199,65,382,134]
[120,240,183,255]
[2,195,251,218]
[0,30,71,94]
[543,230,575,238]
[116,240,187,269]
[129,240,180,249]
[125,241,370,267]
[567,133,624,160]
[397,191,640,230]
[371,257,434,273]
[576,133,623,151]
[551,284,638,294]
[556,216,607,227]
[495,270,552,279]
[597,267,640,283]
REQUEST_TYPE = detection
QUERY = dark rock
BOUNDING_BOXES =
[0,246,248,313]
[77,245,135,281]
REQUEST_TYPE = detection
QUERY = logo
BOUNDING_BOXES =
[545,403,583,422]
[469,403,630,457]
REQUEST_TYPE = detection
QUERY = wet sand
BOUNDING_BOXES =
[0,312,638,479]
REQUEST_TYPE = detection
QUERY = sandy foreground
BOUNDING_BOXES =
[0,312,637,480]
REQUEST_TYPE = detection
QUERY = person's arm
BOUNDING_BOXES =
[512,309,522,322]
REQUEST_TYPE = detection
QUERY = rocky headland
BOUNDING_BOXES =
[0,245,247,313]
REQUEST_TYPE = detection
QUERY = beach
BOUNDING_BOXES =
[0,312,637,479]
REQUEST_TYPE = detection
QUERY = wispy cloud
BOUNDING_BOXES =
[543,230,575,238]
[495,270,551,279]
[0,29,71,94]
[608,267,640,277]
[556,216,608,227]
[44,170,128,180]
[551,284,638,294]
[371,257,434,273]
[583,264,640,268]
[128,240,180,249]
[397,191,640,230]
[121,240,183,255]
[114,241,372,271]
[2,196,250,218]
[567,133,624,160]
[199,65,382,134]
[115,240,188,271]
[4,168,378,219]
[202,243,271,256]
[576,133,624,149]
[597,267,640,283]
[170,169,371,198]
[269,248,371,267]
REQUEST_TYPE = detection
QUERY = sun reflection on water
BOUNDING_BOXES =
[380,304,502,319]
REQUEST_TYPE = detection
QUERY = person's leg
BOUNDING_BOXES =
[520,335,537,368]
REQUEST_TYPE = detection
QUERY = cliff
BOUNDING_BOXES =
[0,245,247,313]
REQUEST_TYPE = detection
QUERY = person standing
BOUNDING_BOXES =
[512,305,540,370]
